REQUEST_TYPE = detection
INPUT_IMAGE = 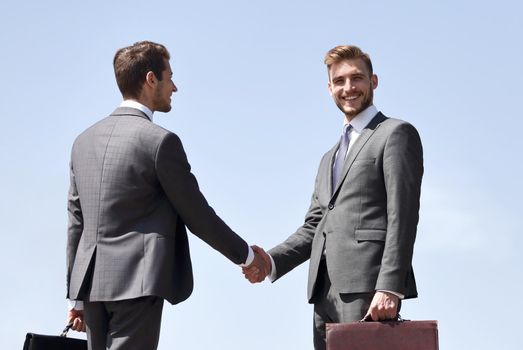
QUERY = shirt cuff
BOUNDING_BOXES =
[68,299,84,311]
[377,290,404,299]
[268,254,277,282]
[239,246,254,267]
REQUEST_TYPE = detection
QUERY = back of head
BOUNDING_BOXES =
[324,45,373,76]
[113,41,170,99]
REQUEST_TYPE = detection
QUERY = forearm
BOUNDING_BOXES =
[156,133,249,264]
[268,229,314,279]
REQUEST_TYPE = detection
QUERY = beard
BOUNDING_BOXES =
[336,87,373,118]
[156,103,172,113]
[153,90,172,113]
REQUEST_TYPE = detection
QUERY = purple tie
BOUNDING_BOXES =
[332,124,351,190]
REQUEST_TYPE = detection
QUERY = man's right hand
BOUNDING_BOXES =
[242,245,271,283]
[67,308,86,332]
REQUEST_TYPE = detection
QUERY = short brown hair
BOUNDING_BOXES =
[113,41,170,99]
[324,45,373,76]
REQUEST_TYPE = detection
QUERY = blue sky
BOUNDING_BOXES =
[1,1,522,349]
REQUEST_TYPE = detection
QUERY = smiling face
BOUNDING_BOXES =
[328,58,378,121]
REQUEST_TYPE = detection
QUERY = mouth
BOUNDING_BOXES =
[342,94,361,103]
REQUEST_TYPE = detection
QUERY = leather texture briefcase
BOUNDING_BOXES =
[23,324,87,350]
[326,319,438,350]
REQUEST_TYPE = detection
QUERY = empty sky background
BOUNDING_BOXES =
[1,0,522,349]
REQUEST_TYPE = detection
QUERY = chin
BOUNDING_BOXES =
[346,101,371,117]
[158,105,172,113]
[344,107,358,116]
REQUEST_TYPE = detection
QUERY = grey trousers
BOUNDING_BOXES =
[84,296,164,350]
[311,259,374,350]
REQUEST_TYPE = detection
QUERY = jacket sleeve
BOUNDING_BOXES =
[376,122,423,293]
[66,161,84,298]
[155,132,249,265]
[268,154,327,280]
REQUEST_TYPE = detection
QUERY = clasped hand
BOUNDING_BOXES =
[242,245,271,283]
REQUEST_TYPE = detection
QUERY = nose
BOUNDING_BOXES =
[343,80,356,92]
[172,81,178,93]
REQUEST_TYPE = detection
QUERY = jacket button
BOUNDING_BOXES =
[328,203,334,210]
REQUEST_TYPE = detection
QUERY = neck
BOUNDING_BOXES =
[345,114,355,123]
[126,97,154,112]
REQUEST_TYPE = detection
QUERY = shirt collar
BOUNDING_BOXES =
[120,100,154,122]
[344,105,378,133]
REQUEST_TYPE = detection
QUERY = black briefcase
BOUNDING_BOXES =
[23,324,87,350]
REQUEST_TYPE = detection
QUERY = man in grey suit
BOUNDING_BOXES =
[66,41,267,350]
[244,45,423,349]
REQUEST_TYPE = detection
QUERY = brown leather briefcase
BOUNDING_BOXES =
[326,320,438,350]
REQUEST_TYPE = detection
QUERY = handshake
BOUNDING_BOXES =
[243,246,272,283]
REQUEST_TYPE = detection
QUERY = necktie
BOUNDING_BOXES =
[332,124,351,189]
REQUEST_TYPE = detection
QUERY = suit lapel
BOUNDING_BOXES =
[331,112,387,197]
[326,142,340,196]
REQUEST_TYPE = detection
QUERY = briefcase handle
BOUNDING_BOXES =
[60,323,74,337]
[360,314,407,322]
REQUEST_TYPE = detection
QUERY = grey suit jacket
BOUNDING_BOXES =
[66,107,248,305]
[268,112,423,302]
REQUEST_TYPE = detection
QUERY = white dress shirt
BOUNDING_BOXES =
[120,99,154,121]
[342,104,378,157]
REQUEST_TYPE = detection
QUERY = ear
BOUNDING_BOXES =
[327,81,333,96]
[371,74,378,90]
[145,71,157,88]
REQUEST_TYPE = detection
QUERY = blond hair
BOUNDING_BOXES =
[324,45,373,76]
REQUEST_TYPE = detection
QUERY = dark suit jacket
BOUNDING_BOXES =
[66,107,248,305]
[269,112,423,302]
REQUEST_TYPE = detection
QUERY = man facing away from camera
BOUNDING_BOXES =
[66,40,267,350]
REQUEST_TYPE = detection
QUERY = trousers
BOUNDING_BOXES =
[84,296,164,350]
